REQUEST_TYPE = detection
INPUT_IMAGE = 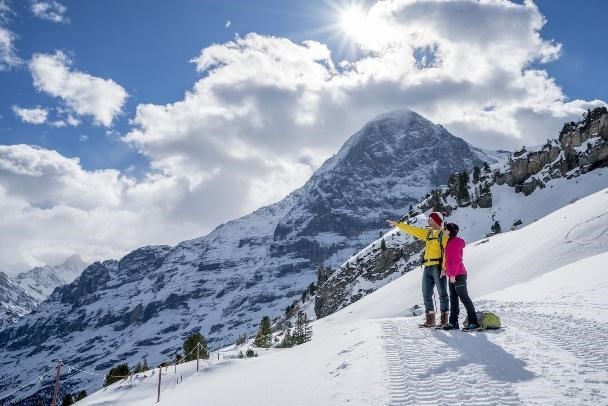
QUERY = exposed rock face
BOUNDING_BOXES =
[315,239,423,318]
[493,110,608,196]
[0,273,38,328]
[505,146,561,188]
[0,109,497,404]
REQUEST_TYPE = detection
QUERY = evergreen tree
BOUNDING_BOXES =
[308,282,316,295]
[301,289,307,303]
[246,348,256,357]
[380,238,387,250]
[483,161,490,172]
[235,333,248,345]
[473,166,481,183]
[103,363,129,387]
[491,221,502,234]
[457,171,470,202]
[293,311,312,345]
[280,329,294,348]
[133,361,143,373]
[254,316,273,348]
[183,332,209,361]
[142,358,149,371]
[75,390,88,401]
[61,393,74,406]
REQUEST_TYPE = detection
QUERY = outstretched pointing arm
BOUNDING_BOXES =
[387,220,428,241]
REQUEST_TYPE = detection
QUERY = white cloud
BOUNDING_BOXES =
[123,0,605,232]
[51,111,80,127]
[2,0,606,273]
[225,20,231,28]
[0,144,203,273]
[12,106,48,124]
[29,51,127,127]
[0,1,21,70]
[31,1,69,23]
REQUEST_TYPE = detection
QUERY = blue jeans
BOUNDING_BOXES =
[422,265,449,312]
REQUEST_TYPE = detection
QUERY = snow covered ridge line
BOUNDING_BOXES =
[82,186,608,405]
[314,107,608,318]
[0,254,88,327]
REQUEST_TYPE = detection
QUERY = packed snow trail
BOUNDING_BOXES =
[382,318,522,405]
[382,299,608,405]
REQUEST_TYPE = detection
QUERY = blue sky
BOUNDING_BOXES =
[0,0,606,272]
[2,0,604,173]
[1,0,372,174]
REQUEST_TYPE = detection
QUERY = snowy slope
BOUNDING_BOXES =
[0,273,38,328]
[77,186,608,405]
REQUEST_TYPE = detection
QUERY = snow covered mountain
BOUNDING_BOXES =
[0,273,39,328]
[14,254,87,302]
[0,109,492,405]
[315,107,608,317]
[0,254,88,327]
[81,184,608,405]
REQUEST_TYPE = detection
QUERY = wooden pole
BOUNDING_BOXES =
[156,367,162,403]
[50,360,62,406]
[196,343,200,371]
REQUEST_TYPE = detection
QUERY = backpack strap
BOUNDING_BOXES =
[423,230,445,267]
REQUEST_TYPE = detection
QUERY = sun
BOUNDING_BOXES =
[340,6,368,38]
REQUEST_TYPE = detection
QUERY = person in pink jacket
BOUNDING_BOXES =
[442,223,479,331]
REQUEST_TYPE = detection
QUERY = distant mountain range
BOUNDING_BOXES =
[0,254,88,328]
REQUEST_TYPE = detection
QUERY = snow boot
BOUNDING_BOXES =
[462,323,481,331]
[419,311,435,328]
[439,311,449,328]
[441,323,459,330]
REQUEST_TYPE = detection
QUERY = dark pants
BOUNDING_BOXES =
[448,274,479,327]
[422,265,449,312]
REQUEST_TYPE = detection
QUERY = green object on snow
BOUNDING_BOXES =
[477,311,502,329]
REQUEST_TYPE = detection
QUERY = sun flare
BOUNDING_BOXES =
[340,6,368,38]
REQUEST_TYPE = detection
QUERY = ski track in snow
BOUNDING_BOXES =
[381,299,608,405]
[381,319,521,405]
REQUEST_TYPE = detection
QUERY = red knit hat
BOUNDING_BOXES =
[428,211,444,226]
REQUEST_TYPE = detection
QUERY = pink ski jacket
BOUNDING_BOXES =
[444,236,467,277]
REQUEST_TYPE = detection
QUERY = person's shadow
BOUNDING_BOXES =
[417,330,535,383]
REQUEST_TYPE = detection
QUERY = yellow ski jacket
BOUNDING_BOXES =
[395,222,448,267]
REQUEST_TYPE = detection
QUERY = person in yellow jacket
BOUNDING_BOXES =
[388,211,449,327]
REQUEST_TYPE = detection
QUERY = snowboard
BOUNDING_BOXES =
[461,326,506,332]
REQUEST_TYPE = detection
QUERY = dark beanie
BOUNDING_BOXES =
[445,222,459,237]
